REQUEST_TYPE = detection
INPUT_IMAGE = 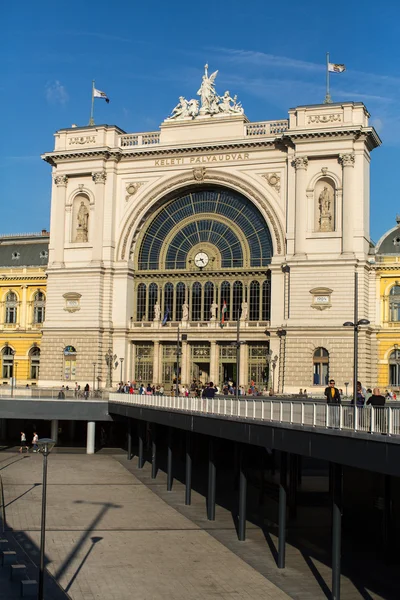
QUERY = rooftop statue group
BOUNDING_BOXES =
[167,64,244,120]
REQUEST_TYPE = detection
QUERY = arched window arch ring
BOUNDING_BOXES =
[306,171,342,192]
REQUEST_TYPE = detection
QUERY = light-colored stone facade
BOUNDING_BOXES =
[40,83,381,393]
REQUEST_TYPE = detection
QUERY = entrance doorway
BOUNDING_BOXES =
[192,362,210,385]
[220,363,237,386]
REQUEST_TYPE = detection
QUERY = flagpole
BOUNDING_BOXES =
[324,52,332,104]
[89,80,95,126]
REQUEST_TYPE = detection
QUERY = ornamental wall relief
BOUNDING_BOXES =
[310,287,333,311]
[125,182,144,202]
[261,172,281,194]
[63,292,82,312]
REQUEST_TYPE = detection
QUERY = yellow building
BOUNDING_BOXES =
[375,219,400,390]
[0,232,49,386]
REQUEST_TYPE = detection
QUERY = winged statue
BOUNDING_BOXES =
[197,64,220,114]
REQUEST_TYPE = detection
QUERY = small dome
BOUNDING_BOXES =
[375,221,400,255]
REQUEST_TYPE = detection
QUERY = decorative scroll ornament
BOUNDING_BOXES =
[293,157,308,170]
[166,64,244,121]
[308,114,342,124]
[125,182,144,201]
[54,174,68,186]
[92,171,107,184]
[339,153,355,167]
[193,167,207,182]
[262,172,281,193]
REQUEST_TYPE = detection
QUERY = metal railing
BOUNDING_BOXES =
[0,388,108,401]
[109,394,400,436]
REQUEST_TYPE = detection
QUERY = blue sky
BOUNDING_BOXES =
[2,0,399,242]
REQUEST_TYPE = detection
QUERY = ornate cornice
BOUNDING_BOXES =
[132,268,270,279]
[0,275,47,282]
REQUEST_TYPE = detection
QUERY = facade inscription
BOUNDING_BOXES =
[155,152,250,167]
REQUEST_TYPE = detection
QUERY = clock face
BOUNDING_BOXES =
[194,252,209,268]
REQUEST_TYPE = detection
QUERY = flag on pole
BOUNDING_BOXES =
[328,63,346,73]
[220,301,227,328]
[162,307,170,326]
[94,88,110,103]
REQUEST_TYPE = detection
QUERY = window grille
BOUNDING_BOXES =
[203,281,214,321]
[136,283,146,321]
[176,282,186,321]
[191,282,202,321]
[249,281,260,321]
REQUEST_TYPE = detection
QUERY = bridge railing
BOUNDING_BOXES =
[109,393,400,436]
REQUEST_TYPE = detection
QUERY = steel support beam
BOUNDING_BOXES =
[207,437,216,521]
[127,419,132,461]
[238,444,247,541]
[138,422,144,469]
[167,427,173,491]
[278,451,287,569]
[185,431,192,505]
[151,424,157,479]
[331,462,343,600]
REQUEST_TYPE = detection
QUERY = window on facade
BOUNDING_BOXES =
[33,291,46,324]
[389,286,400,322]
[2,347,14,379]
[5,292,17,324]
[313,347,329,385]
[232,281,243,321]
[262,275,271,321]
[203,281,214,321]
[175,282,186,321]
[220,281,230,321]
[136,283,146,321]
[389,349,400,386]
[249,281,260,321]
[148,283,158,321]
[164,283,173,322]
[191,282,202,321]
[63,346,77,381]
[29,347,40,379]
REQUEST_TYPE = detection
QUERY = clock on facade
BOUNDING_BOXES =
[194,252,209,268]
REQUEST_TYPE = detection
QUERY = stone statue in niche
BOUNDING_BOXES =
[182,302,189,321]
[318,186,333,232]
[210,302,218,321]
[76,201,89,242]
[153,301,161,321]
[240,301,248,321]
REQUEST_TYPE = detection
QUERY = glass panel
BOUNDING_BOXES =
[232,281,243,321]
[148,283,158,321]
[249,281,260,321]
[203,282,214,321]
[220,281,230,321]
[136,283,147,321]
[191,282,202,321]
[163,283,174,322]
[262,275,271,321]
[176,282,186,321]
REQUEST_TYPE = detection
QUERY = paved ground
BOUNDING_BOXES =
[0,450,291,600]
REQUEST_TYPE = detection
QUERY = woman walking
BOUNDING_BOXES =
[19,431,29,453]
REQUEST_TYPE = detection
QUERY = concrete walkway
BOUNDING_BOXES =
[0,451,291,600]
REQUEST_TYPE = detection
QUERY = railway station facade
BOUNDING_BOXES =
[39,67,381,392]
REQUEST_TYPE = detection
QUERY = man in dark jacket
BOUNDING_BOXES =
[367,388,385,406]
[324,379,341,404]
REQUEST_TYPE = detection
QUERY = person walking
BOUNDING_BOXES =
[32,432,39,453]
[19,431,29,453]
[84,383,90,399]
[324,379,341,427]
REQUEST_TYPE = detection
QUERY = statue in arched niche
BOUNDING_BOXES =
[76,201,89,242]
[318,185,334,232]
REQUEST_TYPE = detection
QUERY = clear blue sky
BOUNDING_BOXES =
[2,1,399,242]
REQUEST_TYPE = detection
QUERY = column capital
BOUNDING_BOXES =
[339,153,355,167]
[53,174,68,187]
[92,171,107,184]
[293,156,308,170]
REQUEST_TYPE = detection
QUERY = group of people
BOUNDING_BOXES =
[19,431,39,453]
[324,379,386,406]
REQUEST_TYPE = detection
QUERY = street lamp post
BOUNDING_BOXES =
[276,329,287,394]
[175,328,187,397]
[92,363,96,392]
[104,349,117,389]
[343,272,370,405]
[37,438,55,600]
[271,354,278,395]
[230,308,247,400]
[119,357,124,385]
[344,382,349,398]
[10,350,16,398]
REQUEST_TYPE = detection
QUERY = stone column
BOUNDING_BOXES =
[210,341,217,384]
[153,341,160,384]
[339,153,355,255]
[20,285,28,330]
[293,157,308,257]
[51,419,58,444]
[239,342,247,388]
[87,421,95,454]
[91,171,107,263]
[53,175,68,264]
[181,340,189,386]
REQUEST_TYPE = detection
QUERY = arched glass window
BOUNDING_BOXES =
[33,291,46,324]
[389,349,400,386]
[232,281,243,321]
[313,347,329,385]
[220,281,230,321]
[164,283,174,322]
[148,283,158,321]
[191,282,202,321]
[29,347,40,379]
[5,292,17,324]
[136,283,146,321]
[2,347,14,378]
[262,275,271,321]
[249,281,260,321]
[203,282,214,321]
[389,286,400,322]
[176,283,186,321]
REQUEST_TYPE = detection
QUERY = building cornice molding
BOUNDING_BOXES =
[0,275,47,282]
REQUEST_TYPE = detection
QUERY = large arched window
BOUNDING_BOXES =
[5,292,17,324]
[313,347,329,385]
[136,284,146,321]
[232,281,243,321]
[262,275,271,321]
[29,347,40,379]
[33,291,46,324]
[389,286,400,322]
[220,281,230,321]
[191,282,202,321]
[148,283,158,321]
[389,349,400,386]
[249,281,260,321]
[164,283,174,322]
[175,283,186,321]
[2,347,14,378]
[203,282,214,321]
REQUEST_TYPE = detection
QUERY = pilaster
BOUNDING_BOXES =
[53,174,68,265]
[293,156,308,257]
[91,171,106,262]
[339,153,355,256]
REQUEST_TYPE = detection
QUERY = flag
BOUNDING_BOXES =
[220,301,227,328]
[162,307,170,326]
[94,88,110,103]
[328,63,346,73]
